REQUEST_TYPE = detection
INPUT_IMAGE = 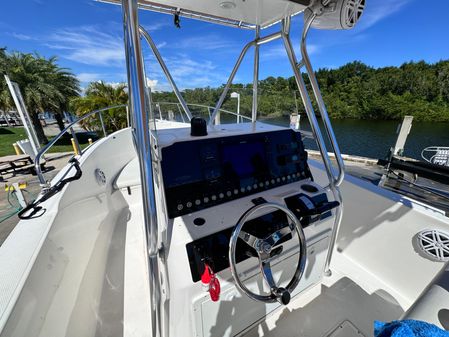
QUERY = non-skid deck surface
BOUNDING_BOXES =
[326,320,366,337]
[245,277,404,337]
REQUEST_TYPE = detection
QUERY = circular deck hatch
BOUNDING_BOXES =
[417,229,449,262]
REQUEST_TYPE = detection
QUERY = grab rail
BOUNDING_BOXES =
[35,104,126,188]
[35,102,253,189]
[281,16,344,277]
[154,101,252,123]
[300,13,345,187]
[139,25,192,121]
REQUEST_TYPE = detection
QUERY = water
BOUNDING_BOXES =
[262,117,449,161]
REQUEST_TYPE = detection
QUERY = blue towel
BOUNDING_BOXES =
[375,320,449,337]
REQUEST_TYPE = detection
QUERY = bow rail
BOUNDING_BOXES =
[35,103,254,189]
[35,104,126,189]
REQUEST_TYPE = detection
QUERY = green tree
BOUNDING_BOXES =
[0,51,80,144]
[70,81,128,133]
[0,48,10,113]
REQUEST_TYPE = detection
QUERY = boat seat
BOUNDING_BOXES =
[402,262,449,330]
[114,157,140,189]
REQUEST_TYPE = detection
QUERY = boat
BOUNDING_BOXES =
[1,0,449,336]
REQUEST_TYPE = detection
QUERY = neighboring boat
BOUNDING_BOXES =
[1,1,449,337]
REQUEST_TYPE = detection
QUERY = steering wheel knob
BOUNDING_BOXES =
[274,287,291,305]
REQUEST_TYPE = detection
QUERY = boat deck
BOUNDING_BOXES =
[308,151,449,216]
[245,277,403,337]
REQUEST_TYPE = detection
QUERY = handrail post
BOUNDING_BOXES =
[281,16,343,277]
[209,41,253,125]
[139,25,192,121]
[301,13,345,187]
[252,25,260,123]
[177,103,185,122]
[98,111,107,137]
[281,17,335,186]
[215,110,221,125]
[300,14,345,275]
[69,127,82,156]
[34,105,125,188]
[122,1,163,337]
[156,104,162,120]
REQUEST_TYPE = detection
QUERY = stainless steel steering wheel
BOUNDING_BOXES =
[229,202,307,305]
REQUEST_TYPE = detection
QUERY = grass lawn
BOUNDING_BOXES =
[0,127,97,157]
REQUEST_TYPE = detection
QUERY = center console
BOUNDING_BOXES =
[160,126,338,284]
[156,123,339,337]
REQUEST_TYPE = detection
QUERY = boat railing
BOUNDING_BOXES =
[35,104,126,188]
[153,101,252,124]
[36,102,251,188]
[36,100,307,190]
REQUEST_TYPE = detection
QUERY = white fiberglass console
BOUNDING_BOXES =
[151,122,339,337]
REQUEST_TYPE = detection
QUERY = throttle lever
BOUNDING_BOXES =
[303,200,340,216]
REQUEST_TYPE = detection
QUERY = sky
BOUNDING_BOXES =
[1,0,449,91]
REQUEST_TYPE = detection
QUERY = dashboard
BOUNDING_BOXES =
[161,129,313,218]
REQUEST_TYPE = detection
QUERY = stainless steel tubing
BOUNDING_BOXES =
[139,26,192,121]
[122,0,162,336]
[281,17,344,276]
[289,14,344,276]
[209,41,254,125]
[252,26,260,123]
[98,111,107,137]
[323,186,343,276]
[209,29,283,125]
[281,17,335,186]
[301,14,345,186]
[256,31,282,46]
[35,105,125,187]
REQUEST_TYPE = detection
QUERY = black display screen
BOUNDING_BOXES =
[161,129,312,218]
[221,141,268,177]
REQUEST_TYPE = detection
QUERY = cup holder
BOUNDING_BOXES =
[301,184,319,193]
[438,309,449,330]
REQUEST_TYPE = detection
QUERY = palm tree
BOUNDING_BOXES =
[0,51,80,144]
[70,81,128,133]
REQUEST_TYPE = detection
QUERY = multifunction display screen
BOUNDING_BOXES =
[161,130,311,218]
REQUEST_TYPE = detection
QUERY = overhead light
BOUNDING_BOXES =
[219,1,236,9]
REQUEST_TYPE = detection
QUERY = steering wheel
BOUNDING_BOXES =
[229,202,307,305]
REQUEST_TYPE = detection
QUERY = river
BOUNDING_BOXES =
[262,117,449,161]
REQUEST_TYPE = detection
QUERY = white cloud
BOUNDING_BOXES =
[107,82,125,88]
[9,32,32,41]
[357,0,411,31]
[46,25,124,66]
[145,53,228,90]
[77,72,127,86]
[261,43,321,60]
[77,72,101,82]
[156,41,167,49]
[143,21,171,32]
[146,78,158,91]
